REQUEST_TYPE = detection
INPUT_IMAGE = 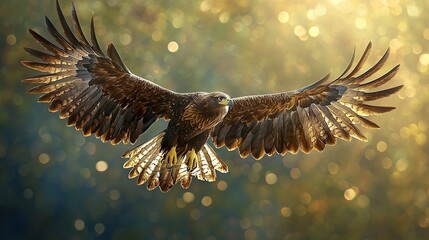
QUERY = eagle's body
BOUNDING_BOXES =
[23,1,403,192]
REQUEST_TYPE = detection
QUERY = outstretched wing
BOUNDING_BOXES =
[212,42,402,159]
[22,1,183,144]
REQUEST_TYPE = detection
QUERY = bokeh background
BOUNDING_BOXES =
[1,0,428,239]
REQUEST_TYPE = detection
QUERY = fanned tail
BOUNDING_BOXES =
[122,133,229,192]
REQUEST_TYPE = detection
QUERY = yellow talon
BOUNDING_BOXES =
[185,149,198,171]
[164,146,177,168]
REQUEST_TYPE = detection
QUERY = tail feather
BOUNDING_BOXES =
[122,133,229,192]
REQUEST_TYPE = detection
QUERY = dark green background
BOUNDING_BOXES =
[1,0,428,239]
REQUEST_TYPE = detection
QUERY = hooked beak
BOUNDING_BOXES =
[227,99,234,109]
[219,98,233,109]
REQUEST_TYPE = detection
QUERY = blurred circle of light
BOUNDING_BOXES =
[95,160,108,172]
[74,219,85,231]
[265,172,277,185]
[290,167,302,179]
[277,11,289,23]
[167,41,179,53]
[38,153,50,164]
[183,192,195,203]
[94,223,105,235]
[201,196,212,207]
[217,181,228,191]
[344,188,357,201]
[280,207,292,217]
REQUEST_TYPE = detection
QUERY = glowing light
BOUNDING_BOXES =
[200,1,210,12]
[94,223,105,235]
[309,26,320,37]
[290,167,301,179]
[38,153,50,164]
[396,159,408,172]
[381,157,393,169]
[344,188,357,200]
[201,196,212,207]
[280,207,292,217]
[355,17,367,29]
[109,189,120,200]
[167,41,179,53]
[219,12,230,23]
[6,34,16,45]
[119,33,132,45]
[183,192,195,203]
[419,54,429,66]
[265,172,277,185]
[95,160,108,172]
[74,219,85,231]
[376,141,388,152]
[328,162,340,175]
[294,25,307,37]
[277,11,289,23]
[217,181,228,191]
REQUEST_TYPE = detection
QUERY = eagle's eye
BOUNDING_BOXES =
[217,96,224,102]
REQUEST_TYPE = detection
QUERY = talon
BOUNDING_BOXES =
[164,146,177,168]
[185,149,198,171]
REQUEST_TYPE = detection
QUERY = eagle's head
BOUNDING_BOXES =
[205,92,233,110]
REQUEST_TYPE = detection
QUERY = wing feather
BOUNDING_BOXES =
[212,43,402,158]
[23,0,184,144]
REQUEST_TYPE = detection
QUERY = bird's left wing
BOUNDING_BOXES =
[211,43,402,159]
[23,1,183,145]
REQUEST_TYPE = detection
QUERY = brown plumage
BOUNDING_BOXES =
[23,1,403,192]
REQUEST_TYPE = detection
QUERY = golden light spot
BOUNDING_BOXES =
[183,192,195,203]
[290,167,301,179]
[200,1,210,12]
[407,4,421,17]
[109,189,120,200]
[307,9,317,21]
[94,223,105,235]
[38,153,50,164]
[396,159,408,172]
[280,207,292,217]
[176,198,186,208]
[219,12,230,23]
[344,188,357,200]
[277,11,289,23]
[381,157,393,169]
[315,4,327,16]
[233,22,244,32]
[419,53,429,66]
[119,33,132,46]
[300,192,312,205]
[151,31,163,41]
[167,41,179,53]
[308,26,320,37]
[355,17,367,29]
[328,162,340,175]
[415,133,427,145]
[74,219,85,231]
[172,10,184,28]
[239,217,251,229]
[6,34,16,45]
[376,141,388,152]
[95,160,108,172]
[265,172,277,185]
[201,196,212,207]
[357,195,370,208]
[217,180,228,191]
[423,29,429,40]
[252,162,262,172]
[294,25,306,37]
[399,127,411,139]
[418,217,429,228]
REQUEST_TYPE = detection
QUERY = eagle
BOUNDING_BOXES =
[23,1,402,192]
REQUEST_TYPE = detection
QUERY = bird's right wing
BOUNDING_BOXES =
[212,42,402,159]
[22,1,183,144]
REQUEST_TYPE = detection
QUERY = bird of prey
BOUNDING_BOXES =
[23,1,402,192]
